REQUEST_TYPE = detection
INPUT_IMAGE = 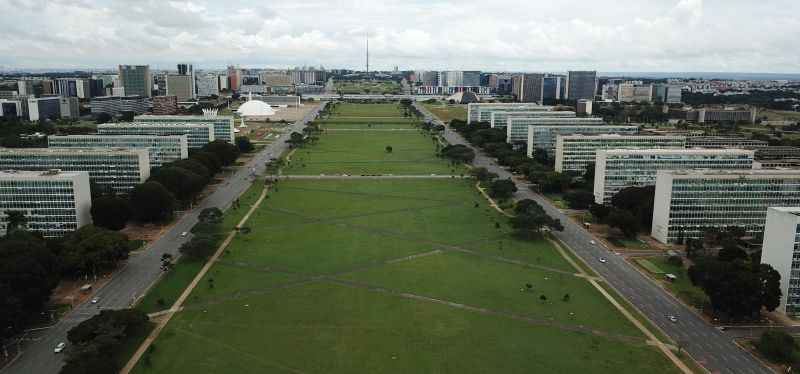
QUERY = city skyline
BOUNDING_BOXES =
[1,0,799,73]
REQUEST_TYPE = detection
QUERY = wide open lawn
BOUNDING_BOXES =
[284,131,458,175]
[133,179,677,374]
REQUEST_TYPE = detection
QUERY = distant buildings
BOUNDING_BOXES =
[58,97,79,119]
[527,125,639,158]
[593,148,755,204]
[618,82,654,103]
[690,107,758,124]
[761,207,800,316]
[90,95,149,116]
[118,65,152,97]
[0,147,150,194]
[195,73,220,97]
[512,73,544,103]
[152,96,179,115]
[0,99,25,118]
[0,170,92,238]
[27,96,61,121]
[554,134,686,172]
[98,123,214,149]
[542,75,565,101]
[566,71,597,100]
[166,74,194,101]
[506,116,601,144]
[651,169,800,243]
[227,66,241,92]
[48,134,189,168]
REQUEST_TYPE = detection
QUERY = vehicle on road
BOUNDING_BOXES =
[598,258,607,263]
[180,231,188,238]
[590,240,596,245]
[54,342,65,353]
[667,315,678,323]
[716,326,726,331]
[90,297,99,304]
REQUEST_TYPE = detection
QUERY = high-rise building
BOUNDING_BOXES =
[152,96,178,115]
[17,80,34,96]
[565,71,597,100]
[58,97,80,119]
[227,66,241,91]
[512,73,544,103]
[98,123,214,149]
[134,115,235,144]
[554,134,687,172]
[176,63,196,99]
[166,75,194,101]
[90,95,149,116]
[506,116,602,144]
[48,134,189,168]
[462,71,481,87]
[651,169,800,243]
[0,148,150,194]
[761,207,800,316]
[542,75,565,101]
[593,148,755,204]
[618,83,654,103]
[0,169,92,238]
[196,73,220,97]
[526,125,639,158]
[0,99,25,118]
[118,65,152,97]
[27,96,61,121]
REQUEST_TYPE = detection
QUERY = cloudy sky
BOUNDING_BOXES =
[1,0,798,73]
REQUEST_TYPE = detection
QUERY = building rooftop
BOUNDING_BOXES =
[659,168,800,178]
[0,169,88,180]
[602,148,754,155]
[560,134,685,140]
[0,147,147,155]
[135,114,234,120]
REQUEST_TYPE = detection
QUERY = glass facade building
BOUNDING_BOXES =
[0,147,150,194]
[0,170,92,238]
[490,110,576,129]
[651,170,800,243]
[466,103,551,124]
[761,207,800,316]
[506,116,603,144]
[554,134,686,173]
[593,148,755,204]
[527,125,639,158]
[97,123,214,149]
[47,134,189,168]
[134,115,235,144]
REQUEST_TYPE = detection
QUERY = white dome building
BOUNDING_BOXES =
[237,94,276,121]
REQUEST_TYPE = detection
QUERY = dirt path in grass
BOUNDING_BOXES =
[120,186,271,374]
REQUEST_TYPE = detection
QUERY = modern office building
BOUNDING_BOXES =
[176,63,195,98]
[166,74,194,101]
[152,96,178,115]
[196,73,220,97]
[617,83,654,103]
[593,148,755,204]
[651,169,800,244]
[687,107,758,124]
[761,207,800,316]
[565,71,597,100]
[17,80,34,97]
[653,84,683,104]
[542,75,565,101]
[90,95,149,116]
[554,134,686,172]
[58,97,79,119]
[687,136,768,149]
[507,116,602,144]
[512,73,544,103]
[0,99,24,118]
[467,103,552,124]
[462,71,481,87]
[0,169,92,238]
[134,115,235,144]
[0,147,149,194]
[526,125,639,158]
[490,110,577,129]
[118,65,152,97]
[252,95,301,107]
[97,123,214,149]
[754,146,800,160]
[27,96,61,121]
[48,134,188,168]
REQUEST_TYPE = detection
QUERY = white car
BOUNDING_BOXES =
[590,240,596,245]
[91,297,99,304]
[54,342,66,353]
[598,258,607,263]
[667,315,678,323]
[180,231,188,238]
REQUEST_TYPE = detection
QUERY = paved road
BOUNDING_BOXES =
[1,103,327,374]
[415,103,770,374]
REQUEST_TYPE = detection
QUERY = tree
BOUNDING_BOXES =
[689,259,782,320]
[469,167,498,183]
[286,132,306,148]
[190,151,222,174]
[202,140,240,166]
[90,196,131,230]
[180,235,218,259]
[3,210,28,235]
[235,136,254,153]
[198,207,224,224]
[94,112,112,124]
[755,330,798,364]
[610,186,655,232]
[149,167,205,201]
[0,231,59,341]
[130,182,175,222]
[488,179,517,200]
[62,309,150,374]
[607,209,639,238]
[717,241,748,262]
[385,145,393,153]
[58,225,131,277]
[511,199,564,239]
[167,159,211,182]
[589,203,611,222]
[563,191,595,210]
[440,144,475,164]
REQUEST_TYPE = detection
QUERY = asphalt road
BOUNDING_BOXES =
[415,102,771,374]
[1,103,326,374]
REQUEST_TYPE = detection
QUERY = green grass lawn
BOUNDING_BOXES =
[422,103,467,122]
[132,104,679,374]
[642,257,709,309]
[636,258,665,274]
[330,103,405,117]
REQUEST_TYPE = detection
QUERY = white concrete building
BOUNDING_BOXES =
[507,116,603,144]
[97,123,214,149]
[593,148,755,204]
[554,134,686,173]
[466,103,551,124]
[134,115,235,144]
[0,170,92,238]
[651,169,800,244]
[761,207,800,316]
[47,135,189,168]
[490,110,576,129]
[526,125,639,158]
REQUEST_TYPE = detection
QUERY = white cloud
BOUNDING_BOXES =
[0,0,798,72]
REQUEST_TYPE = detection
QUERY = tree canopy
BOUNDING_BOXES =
[90,196,131,231]
[130,182,176,222]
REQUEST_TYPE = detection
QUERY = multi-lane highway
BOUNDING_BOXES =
[414,102,771,374]
[1,103,326,374]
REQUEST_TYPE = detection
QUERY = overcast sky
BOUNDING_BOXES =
[1,0,798,73]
